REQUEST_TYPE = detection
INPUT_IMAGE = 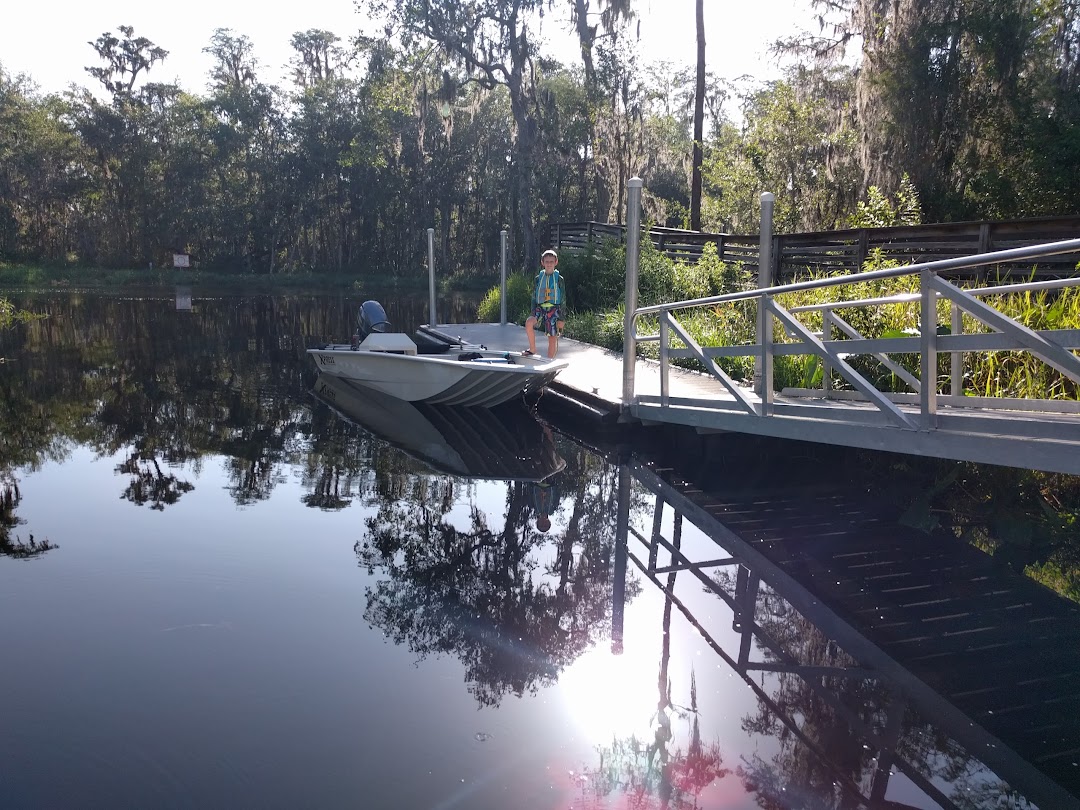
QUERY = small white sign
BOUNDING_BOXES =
[173,253,190,268]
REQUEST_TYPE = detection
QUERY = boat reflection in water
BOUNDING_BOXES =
[311,373,564,482]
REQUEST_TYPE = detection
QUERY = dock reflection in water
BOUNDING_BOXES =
[601,457,1080,809]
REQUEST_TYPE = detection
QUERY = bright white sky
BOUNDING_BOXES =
[3,0,816,96]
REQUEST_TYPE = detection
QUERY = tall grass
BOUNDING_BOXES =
[769,270,1080,399]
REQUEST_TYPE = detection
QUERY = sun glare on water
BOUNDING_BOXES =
[557,639,661,744]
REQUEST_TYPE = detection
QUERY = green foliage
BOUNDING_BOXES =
[559,240,757,380]
[476,273,533,324]
[700,65,861,233]
[564,307,627,351]
[847,175,923,229]
[1027,557,1080,603]
[972,282,1080,398]
[0,296,45,330]
[559,240,629,315]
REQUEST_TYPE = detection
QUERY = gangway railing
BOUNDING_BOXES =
[619,183,1080,472]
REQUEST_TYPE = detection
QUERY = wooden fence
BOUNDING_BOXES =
[547,215,1080,280]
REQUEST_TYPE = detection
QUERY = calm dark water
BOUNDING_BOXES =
[0,291,1073,809]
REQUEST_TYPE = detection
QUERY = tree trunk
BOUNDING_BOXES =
[690,0,706,231]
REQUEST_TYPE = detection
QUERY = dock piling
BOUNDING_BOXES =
[623,177,643,409]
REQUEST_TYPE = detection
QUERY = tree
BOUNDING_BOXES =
[568,0,633,91]
[689,0,705,231]
[702,66,859,233]
[86,25,168,97]
[361,0,554,268]
[0,297,44,330]
[784,0,1080,219]
[0,69,89,262]
[290,30,348,88]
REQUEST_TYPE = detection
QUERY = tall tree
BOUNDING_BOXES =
[701,66,859,233]
[567,0,633,220]
[784,0,1080,219]
[86,25,168,96]
[568,0,633,91]
[361,0,554,269]
[689,0,705,230]
[290,29,347,88]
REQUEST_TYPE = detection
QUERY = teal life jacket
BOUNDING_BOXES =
[533,270,563,307]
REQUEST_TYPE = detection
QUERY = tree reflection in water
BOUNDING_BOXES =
[115,449,195,510]
[580,670,731,809]
[0,476,57,559]
[357,452,640,708]
[579,519,730,809]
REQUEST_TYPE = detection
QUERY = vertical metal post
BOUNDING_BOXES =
[869,697,907,804]
[921,269,938,427]
[499,229,508,326]
[611,463,631,655]
[822,309,833,397]
[761,296,774,415]
[426,228,436,327]
[951,302,963,396]
[622,177,643,409]
[755,192,775,399]
[659,312,670,405]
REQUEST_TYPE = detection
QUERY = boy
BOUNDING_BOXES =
[524,249,565,359]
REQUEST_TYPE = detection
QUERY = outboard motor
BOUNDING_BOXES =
[356,300,392,340]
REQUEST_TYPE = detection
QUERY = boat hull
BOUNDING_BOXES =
[307,345,566,408]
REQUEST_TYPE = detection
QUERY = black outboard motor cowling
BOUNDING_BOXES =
[357,300,392,340]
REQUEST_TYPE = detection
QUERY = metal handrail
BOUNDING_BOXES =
[634,238,1080,316]
[626,236,1080,428]
[788,275,1080,314]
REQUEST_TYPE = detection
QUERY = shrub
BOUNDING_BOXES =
[476,273,533,324]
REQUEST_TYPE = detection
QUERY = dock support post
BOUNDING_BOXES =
[427,227,436,327]
[920,269,938,427]
[623,177,643,410]
[611,463,631,654]
[499,229,508,326]
[755,193,776,398]
[822,309,834,397]
[950,302,963,395]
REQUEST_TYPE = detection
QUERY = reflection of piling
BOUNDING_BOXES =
[732,564,759,669]
[611,464,631,654]
[869,697,907,804]
[175,286,192,311]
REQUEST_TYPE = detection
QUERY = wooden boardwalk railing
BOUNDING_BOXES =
[548,214,1080,280]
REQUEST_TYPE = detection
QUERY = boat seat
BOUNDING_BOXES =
[413,332,453,354]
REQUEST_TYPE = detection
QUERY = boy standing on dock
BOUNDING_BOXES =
[525,249,565,359]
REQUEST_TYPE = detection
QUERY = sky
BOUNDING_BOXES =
[2,0,817,97]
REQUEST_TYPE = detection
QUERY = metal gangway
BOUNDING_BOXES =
[619,179,1080,476]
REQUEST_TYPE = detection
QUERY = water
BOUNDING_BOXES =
[0,291,1075,809]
